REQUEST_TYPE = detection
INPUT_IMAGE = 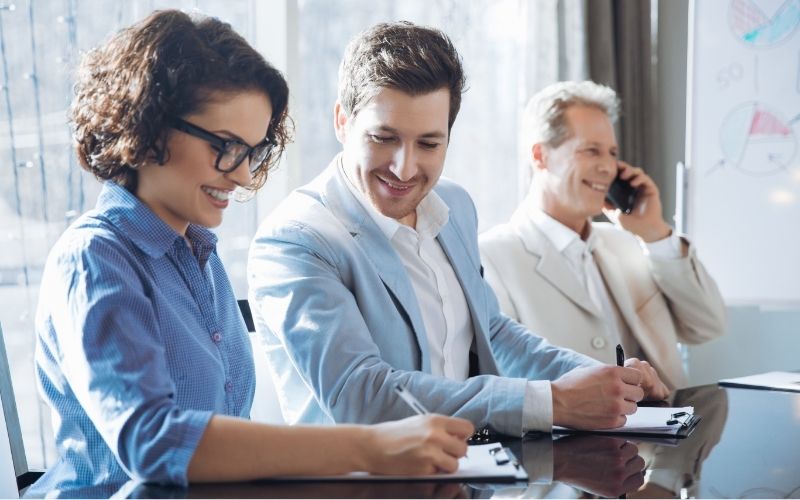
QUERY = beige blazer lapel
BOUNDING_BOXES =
[510,209,602,318]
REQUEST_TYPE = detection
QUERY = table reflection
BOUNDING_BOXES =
[632,384,729,498]
[71,384,800,499]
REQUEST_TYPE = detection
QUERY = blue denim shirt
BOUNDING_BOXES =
[28,182,255,496]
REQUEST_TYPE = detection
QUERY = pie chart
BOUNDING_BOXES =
[728,0,800,47]
[719,102,796,175]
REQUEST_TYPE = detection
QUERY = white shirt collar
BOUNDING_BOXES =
[526,203,596,255]
[339,159,449,241]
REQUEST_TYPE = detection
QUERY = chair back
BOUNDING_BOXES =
[237,300,285,424]
[0,323,39,497]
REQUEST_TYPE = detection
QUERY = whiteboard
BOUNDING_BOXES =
[687,0,800,305]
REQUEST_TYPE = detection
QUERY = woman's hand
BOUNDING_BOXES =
[362,414,474,475]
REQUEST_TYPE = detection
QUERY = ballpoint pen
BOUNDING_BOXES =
[394,383,430,415]
[395,384,473,458]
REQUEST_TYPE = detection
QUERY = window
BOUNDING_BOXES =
[0,0,586,469]
[0,0,270,469]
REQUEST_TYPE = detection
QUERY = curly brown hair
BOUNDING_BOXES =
[71,9,292,192]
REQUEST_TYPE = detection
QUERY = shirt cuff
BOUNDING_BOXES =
[522,380,553,433]
[523,437,554,483]
[647,467,688,495]
[166,410,214,486]
[642,231,685,259]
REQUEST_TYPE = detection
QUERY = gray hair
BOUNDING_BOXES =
[522,80,619,149]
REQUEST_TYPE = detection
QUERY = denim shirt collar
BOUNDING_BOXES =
[96,181,218,263]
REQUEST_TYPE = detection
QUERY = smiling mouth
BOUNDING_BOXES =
[376,175,415,193]
[201,186,232,202]
[582,180,608,193]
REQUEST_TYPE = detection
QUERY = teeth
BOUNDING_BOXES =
[202,186,231,201]
[585,181,607,192]
[381,178,411,190]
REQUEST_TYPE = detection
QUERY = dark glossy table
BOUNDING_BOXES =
[117,384,800,498]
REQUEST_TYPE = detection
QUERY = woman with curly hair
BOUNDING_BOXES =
[28,9,472,496]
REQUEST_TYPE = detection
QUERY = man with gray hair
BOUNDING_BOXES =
[249,27,670,438]
[480,80,725,390]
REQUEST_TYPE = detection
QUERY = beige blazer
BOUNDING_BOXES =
[479,207,726,389]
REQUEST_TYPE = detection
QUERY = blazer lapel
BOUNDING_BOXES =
[510,209,602,318]
[437,221,500,376]
[320,159,431,372]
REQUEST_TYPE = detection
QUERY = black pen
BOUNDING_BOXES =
[616,344,627,500]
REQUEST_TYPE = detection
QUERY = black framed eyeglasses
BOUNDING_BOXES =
[170,117,275,174]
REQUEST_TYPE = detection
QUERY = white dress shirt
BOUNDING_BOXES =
[343,167,552,431]
[341,168,473,380]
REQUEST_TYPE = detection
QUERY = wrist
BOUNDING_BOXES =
[351,426,376,473]
[638,222,672,243]
[550,381,565,427]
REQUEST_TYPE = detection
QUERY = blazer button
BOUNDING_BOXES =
[591,336,606,349]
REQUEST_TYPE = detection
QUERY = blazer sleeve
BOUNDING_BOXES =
[248,219,535,436]
[479,240,521,323]
[648,241,727,344]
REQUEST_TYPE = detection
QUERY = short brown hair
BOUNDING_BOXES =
[337,21,465,132]
[71,9,292,192]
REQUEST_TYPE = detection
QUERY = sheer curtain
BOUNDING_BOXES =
[294,0,590,230]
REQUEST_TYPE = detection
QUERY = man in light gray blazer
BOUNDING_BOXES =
[480,81,726,390]
[248,23,669,437]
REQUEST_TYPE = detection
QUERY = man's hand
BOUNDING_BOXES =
[551,365,644,430]
[603,161,672,243]
[625,358,670,401]
[553,435,646,498]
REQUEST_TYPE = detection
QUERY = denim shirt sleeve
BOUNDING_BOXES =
[44,234,212,485]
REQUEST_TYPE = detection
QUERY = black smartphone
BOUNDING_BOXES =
[605,171,639,215]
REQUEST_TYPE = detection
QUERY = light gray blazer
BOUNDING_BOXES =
[247,158,595,435]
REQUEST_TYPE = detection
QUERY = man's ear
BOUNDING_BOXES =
[333,101,349,144]
[531,143,547,173]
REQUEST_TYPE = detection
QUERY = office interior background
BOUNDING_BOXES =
[1,0,798,470]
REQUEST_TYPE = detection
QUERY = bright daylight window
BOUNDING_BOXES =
[1,0,582,469]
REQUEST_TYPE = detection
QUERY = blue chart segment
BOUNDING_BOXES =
[719,102,797,175]
[728,0,800,47]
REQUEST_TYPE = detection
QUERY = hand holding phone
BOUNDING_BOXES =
[605,170,639,215]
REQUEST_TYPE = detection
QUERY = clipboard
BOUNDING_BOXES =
[552,406,702,439]
[266,443,528,483]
